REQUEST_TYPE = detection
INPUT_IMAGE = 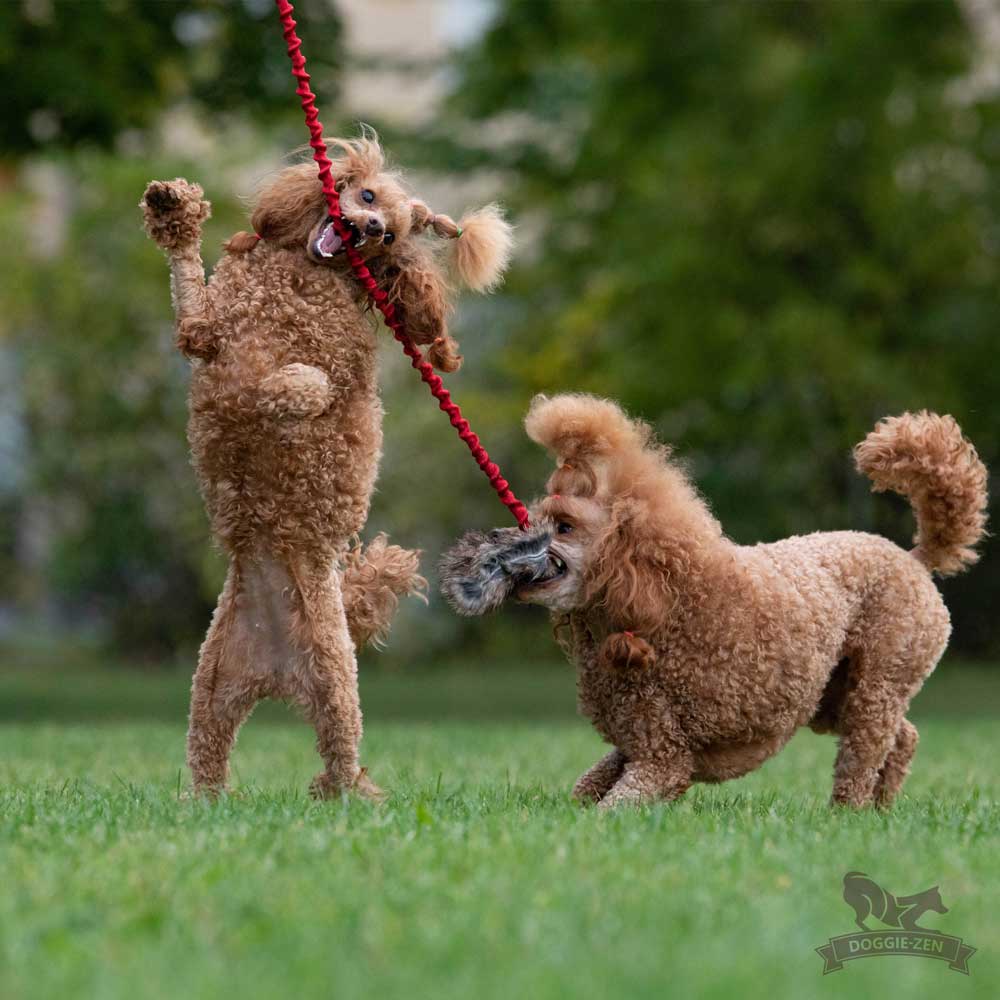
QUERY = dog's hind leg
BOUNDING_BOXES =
[874,719,919,809]
[830,641,925,808]
[830,683,904,808]
[187,565,260,795]
[288,561,381,801]
[833,601,947,808]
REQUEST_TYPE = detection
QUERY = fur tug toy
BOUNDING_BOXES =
[442,394,988,809]
[141,133,512,799]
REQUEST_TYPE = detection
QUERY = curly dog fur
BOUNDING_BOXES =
[443,395,987,809]
[140,132,512,798]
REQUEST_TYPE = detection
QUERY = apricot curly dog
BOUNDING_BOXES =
[141,132,512,799]
[442,394,988,809]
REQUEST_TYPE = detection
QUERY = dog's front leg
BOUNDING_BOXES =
[599,743,693,810]
[140,179,216,358]
[572,748,627,803]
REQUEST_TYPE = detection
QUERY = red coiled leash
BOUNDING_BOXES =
[273,0,530,530]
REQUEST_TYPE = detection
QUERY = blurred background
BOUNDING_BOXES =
[1,0,998,719]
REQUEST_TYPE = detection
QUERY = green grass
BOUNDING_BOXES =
[1,662,998,998]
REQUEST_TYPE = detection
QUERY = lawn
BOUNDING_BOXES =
[1,659,997,999]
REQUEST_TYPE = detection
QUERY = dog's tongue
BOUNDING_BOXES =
[317,224,342,257]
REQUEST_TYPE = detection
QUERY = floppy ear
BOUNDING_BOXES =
[250,163,326,248]
[451,204,513,292]
[409,200,513,293]
[587,498,683,634]
[368,243,461,373]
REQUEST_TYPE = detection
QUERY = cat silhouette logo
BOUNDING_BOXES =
[816,873,976,974]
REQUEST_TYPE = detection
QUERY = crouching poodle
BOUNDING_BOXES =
[140,132,512,799]
[441,395,987,809]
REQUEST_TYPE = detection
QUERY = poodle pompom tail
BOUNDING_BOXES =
[342,535,426,649]
[854,411,988,576]
[525,393,655,462]
[452,204,513,292]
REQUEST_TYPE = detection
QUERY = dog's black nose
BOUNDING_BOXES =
[365,217,384,236]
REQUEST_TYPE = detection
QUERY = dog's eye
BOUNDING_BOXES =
[382,232,395,245]
[361,189,375,204]
[556,522,573,535]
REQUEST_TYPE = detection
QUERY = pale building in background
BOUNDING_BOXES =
[336,0,495,125]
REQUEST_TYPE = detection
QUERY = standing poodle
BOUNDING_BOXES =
[141,133,512,798]
[442,395,988,809]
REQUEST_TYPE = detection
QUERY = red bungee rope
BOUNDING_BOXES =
[273,0,529,529]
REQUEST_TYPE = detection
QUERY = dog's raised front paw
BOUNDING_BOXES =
[140,178,211,248]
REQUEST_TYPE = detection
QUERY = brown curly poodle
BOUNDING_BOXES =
[441,394,988,809]
[140,132,512,799]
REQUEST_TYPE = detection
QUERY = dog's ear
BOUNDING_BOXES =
[586,497,684,634]
[451,204,513,292]
[409,201,513,293]
[251,163,326,248]
[368,244,461,372]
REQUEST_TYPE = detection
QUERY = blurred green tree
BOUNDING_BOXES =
[0,0,341,153]
[432,0,999,653]
[2,0,997,660]
[0,0,342,654]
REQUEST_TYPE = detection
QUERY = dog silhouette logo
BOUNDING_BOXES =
[843,872,948,931]
[816,873,975,974]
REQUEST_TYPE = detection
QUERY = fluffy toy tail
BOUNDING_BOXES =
[452,204,513,292]
[854,411,988,576]
[342,535,426,648]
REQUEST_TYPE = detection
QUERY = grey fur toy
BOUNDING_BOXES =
[439,527,557,615]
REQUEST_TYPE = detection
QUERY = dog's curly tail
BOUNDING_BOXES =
[854,411,988,576]
[341,535,426,649]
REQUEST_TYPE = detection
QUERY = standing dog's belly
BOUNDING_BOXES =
[190,376,382,557]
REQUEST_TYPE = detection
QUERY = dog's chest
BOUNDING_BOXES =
[273,268,375,374]
[214,252,376,377]
[568,616,651,743]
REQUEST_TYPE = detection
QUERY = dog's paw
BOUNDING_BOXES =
[140,178,211,248]
[571,778,605,804]
[599,631,655,670]
[143,179,183,214]
[309,767,386,803]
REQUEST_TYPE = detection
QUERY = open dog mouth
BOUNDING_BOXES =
[518,552,567,590]
[438,528,566,615]
[313,217,366,258]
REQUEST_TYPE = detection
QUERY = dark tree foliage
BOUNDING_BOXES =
[0,0,342,655]
[439,0,1000,654]
[0,0,341,153]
